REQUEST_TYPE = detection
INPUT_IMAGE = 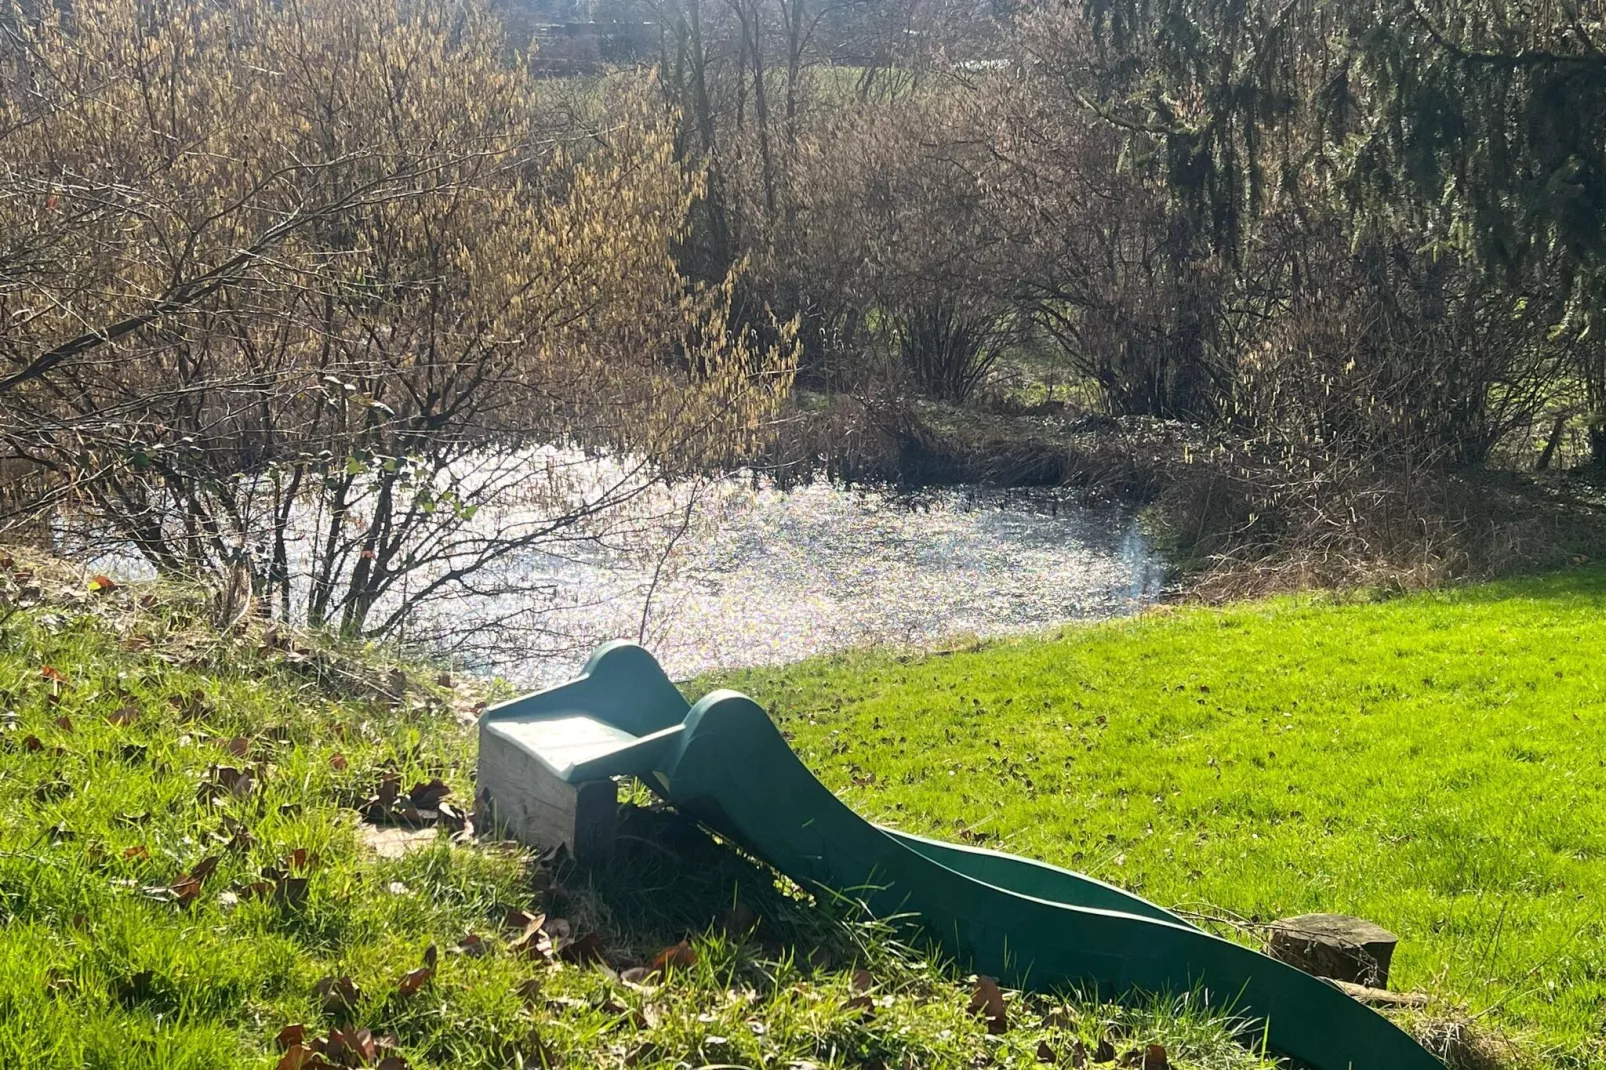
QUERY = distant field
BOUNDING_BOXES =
[700,567,1606,1064]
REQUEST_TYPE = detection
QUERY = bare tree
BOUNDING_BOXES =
[0,0,798,644]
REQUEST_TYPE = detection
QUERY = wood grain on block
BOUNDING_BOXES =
[1267,913,1399,987]
[477,717,618,861]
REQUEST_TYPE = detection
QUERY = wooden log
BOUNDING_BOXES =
[1266,913,1399,988]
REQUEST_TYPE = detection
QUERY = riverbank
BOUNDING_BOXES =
[0,552,1276,1070]
[782,393,1606,601]
[697,565,1606,1067]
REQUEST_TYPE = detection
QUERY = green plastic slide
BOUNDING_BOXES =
[481,641,1444,1070]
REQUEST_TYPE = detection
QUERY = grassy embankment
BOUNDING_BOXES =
[701,567,1606,1067]
[7,552,1603,1069]
[0,556,1276,1070]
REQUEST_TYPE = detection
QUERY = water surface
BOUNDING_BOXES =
[490,480,1167,686]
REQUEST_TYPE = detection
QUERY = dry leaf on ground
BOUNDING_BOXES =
[649,941,697,975]
[967,975,1008,1034]
[397,967,432,997]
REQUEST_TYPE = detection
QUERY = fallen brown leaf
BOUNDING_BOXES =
[840,993,875,1019]
[1094,1037,1117,1062]
[509,915,553,962]
[719,899,759,937]
[107,707,139,727]
[1037,1041,1056,1063]
[1117,1044,1167,1070]
[397,967,432,997]
[314,975,361,1017]
[408,778,451,809]
[211,765,255,798]
[559,931,605,966]
[458,933,490,958]
[276,1024,308,1050]
[328,752,348,771]
[504,907,544,933]
[274,1044,329,1070]
[967,975,1008,1035]
[649,941,696,975]
[171,855,221,905]
[619,966,654,988]
[324,1026,377,1066]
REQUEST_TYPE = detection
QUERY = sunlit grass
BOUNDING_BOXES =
[0,558,1277,1069]
[699,567,1606,1067]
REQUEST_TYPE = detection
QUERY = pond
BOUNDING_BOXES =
[490,479,1169,686]
[66,464,1169,686]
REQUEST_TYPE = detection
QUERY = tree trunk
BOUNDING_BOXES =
[1589,421,1606,469]
[1536,413,1567,471]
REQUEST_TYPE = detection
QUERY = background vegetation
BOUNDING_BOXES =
[6,0,1606,626]
[605,0,1606,589]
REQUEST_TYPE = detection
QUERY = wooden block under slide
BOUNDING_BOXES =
[477,724,618,862]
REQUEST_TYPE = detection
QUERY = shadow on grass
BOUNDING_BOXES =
[542,801,881,974]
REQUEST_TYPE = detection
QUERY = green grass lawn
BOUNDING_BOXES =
[0,559,1279,1070]
[699,567,1606,1066]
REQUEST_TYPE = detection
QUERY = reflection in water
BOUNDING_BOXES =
[474,480,1168,686]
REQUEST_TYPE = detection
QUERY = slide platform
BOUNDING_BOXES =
[480,641,1443,1070]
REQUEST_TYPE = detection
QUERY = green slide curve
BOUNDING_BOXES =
[481,641,1443,1070]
